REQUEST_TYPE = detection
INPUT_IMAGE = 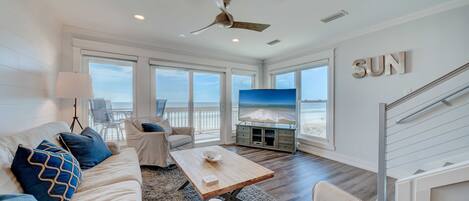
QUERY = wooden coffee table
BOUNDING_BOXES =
[170,146,274,201]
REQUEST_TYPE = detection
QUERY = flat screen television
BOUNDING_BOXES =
[238,89,296,124]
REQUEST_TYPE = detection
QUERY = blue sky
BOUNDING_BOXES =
[276,66,328,101]
[90,63,327,106]
[89,62,133,103]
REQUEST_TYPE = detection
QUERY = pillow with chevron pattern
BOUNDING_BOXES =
[10,140,82,201]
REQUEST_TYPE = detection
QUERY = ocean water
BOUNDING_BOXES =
[110,101,326,114]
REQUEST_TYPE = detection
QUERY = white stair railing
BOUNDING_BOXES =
[378,62,469,201]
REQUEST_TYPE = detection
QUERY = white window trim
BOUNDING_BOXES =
[268,49,335,151]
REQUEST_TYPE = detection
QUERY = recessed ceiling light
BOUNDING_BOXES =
[232,38,240,43]
[179,34,186,38]
[133,14,145,20]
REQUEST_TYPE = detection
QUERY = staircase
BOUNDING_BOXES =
[377,62,469,201]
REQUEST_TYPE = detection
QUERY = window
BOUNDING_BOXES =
[300,66,328,138]
[86,57,135,142]
[156,68,190,127]
[273,63,333,149]
[274,72,295,89]
[231,74,255,132]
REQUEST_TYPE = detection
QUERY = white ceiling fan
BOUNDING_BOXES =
[191,0,271,35]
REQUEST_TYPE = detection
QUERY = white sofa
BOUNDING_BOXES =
[313,181,362,201]
[0,122,142,201]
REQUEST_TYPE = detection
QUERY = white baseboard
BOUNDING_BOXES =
[297,142,378,173]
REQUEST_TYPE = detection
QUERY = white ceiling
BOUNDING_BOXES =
[43,0,451,60]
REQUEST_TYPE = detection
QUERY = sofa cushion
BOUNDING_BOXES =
[167,135,192,149]
[141,123,165,132]
[0,122,70,156]
[77,148,142,192]
[11,144,82,201]
[0,144,22,194]
[59,127,112,170]
[73,180,141,201]
[0,194,37,201]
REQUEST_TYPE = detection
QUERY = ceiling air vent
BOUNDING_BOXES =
[267,39,281,46]
[320,10,349,23]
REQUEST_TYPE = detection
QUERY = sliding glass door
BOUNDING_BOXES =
[155,68,190,127]
[84,57,135,142]
[155,67,223,143]
[193,72,221,142]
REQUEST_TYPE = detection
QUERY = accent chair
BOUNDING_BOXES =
[124,116,194,167]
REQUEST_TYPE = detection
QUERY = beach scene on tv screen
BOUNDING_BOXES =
[239,89,296,124]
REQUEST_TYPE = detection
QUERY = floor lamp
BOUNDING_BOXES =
[56,72,93,132]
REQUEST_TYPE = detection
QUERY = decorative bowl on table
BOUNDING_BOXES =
[202,151,222,162]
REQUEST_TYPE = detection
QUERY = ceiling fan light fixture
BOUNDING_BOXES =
[133,14,145,20]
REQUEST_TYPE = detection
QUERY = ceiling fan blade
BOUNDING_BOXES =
[231,21,271,32]
[190,21,217,35]
[214,0,230,11]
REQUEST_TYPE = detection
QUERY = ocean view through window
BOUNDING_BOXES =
[274,65,328,139]
[300,66,328,139]
[86,57,135,142]
[155,67,222,143]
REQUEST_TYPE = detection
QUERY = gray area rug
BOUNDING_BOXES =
[141,166,277,201]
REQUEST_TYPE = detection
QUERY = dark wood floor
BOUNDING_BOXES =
[223,145,395,201]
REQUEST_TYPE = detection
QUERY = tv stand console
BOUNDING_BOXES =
[236,124,296,153]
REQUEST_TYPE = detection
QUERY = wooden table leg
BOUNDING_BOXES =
[221,188,242,201]
[177,180,190,191]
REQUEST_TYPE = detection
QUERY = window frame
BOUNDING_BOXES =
[270,58,335,151]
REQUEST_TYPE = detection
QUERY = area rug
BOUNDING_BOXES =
[141,166,277,201]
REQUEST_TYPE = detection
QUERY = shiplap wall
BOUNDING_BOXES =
[0,0,62,136]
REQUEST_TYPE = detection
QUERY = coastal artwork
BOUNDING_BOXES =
[239,89,297,124]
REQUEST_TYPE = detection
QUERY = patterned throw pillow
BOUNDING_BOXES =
[10,141,82,201]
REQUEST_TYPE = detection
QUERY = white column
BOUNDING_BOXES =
[135,56,151,118]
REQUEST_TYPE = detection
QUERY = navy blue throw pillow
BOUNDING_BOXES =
[141,123,166,132]
[59,127,112,170]
[0,194,37,201]
[11,142,82,201]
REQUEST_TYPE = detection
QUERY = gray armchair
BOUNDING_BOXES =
[125,117,194,167]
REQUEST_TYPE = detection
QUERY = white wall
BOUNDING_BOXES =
[0,0,62,135]
[264,5,469,171]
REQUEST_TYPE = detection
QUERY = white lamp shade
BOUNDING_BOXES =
[56,72,93,99]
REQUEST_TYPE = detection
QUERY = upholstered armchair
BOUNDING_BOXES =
[125,117,194,167]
